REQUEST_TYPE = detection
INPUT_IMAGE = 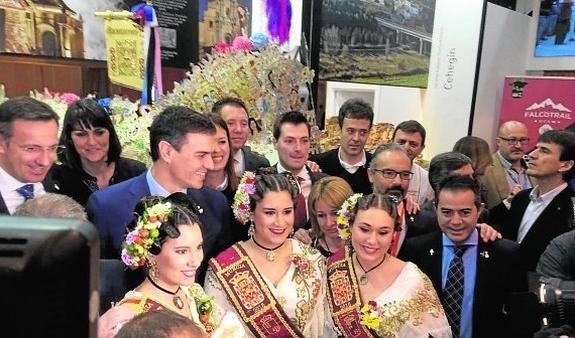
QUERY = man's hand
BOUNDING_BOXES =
[293,228,312,245]
[505,184,523,203]
[306,160,322,173]
[477,223,502,242]
[403,194,420,215]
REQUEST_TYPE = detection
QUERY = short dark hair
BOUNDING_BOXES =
[538,130,575,181]
[428,152,473,192]
[337,98,374,128]
[369,142,408,169]
[115,309,204,338]
[126,192,204,256]
[392,120,427,146]
[58,98,122,170]
[272,110,310,140]
[212,96,249,116]
[0,96,59,140]
[248,173,299,213]
[149,106,215,162]
[435,174,481,209]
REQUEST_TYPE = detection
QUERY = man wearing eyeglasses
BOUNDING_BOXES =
[368,142,437,256]
[489,130,575,272]
[480,120,534,210]
[0,97,60,214]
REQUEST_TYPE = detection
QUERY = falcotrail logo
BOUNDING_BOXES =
[524,98,571,125]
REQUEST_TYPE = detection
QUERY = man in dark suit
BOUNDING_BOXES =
[265,110,327,229]
[310,98,373,194]
[86,106,231,262]
[0,97,60,214]
[401,175,528,338]
[212,97,269,175]
[489,130,575,272]
[368,143,437,255]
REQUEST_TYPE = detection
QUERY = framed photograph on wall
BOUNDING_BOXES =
[0,0,197,68]
[318,0,436,88]
[534,0,575,57]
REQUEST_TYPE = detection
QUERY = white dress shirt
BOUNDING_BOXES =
[0,166,45,214]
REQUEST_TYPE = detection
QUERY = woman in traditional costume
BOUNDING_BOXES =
[204,172,326,337]
[325,193,452,338]
[98,193,244,338]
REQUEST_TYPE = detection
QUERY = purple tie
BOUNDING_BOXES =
[16,184,34,201]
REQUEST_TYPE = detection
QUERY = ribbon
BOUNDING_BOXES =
[131,2,163,104]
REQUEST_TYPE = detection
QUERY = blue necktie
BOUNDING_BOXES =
[16,184,35,201]
[444,245,467,338]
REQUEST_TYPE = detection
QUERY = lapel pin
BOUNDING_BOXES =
[429,249,434,256]
[409,216,415,222]
[480,251,490,259]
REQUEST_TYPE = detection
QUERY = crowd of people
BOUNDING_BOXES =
[1,94,574,337]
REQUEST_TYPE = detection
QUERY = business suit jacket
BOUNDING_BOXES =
[86,173,231,260]
[479,153,534,210]
[242,147,270,172]
[309,148,373,194]
[401,231,527,338]
[489,184,575,272]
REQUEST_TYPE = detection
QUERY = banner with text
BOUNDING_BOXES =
[500,76,575,150]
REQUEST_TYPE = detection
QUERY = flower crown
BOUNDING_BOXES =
[121,201,174,269]
[232,171,257,224]
[336,193,363,240]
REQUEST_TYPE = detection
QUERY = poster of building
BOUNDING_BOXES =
[499,76,575,150]
[198,0,252,56]
[319,0,436,88]
[0,0,195,68]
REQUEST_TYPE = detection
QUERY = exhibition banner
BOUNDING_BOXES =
[500,76,575,150]
[103,17,144,90]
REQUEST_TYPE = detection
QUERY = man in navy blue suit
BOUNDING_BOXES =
[87,107,231,309]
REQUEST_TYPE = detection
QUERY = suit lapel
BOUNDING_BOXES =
[0,193,9,215]
[522,186,571,242]
[423,233,444,293]
[473,240,490,329]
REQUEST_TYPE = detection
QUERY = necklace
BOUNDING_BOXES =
[147,275,184,310]
[252,236,286,261]
[355,253,387,285]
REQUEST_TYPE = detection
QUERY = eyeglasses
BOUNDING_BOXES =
[371,168,413,180]
[17,145,64,155]
[498,136,530,145]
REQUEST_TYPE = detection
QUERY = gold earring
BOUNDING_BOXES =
[248,221,255,237]
[147,260,159,280]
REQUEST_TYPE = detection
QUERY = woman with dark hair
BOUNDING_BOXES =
[97,193,244,338]
[204,113,238,203]
[47,98,146,205]
[205,173,326,337]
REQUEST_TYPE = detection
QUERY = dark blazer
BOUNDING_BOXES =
[401,231,528,338]
[310,148,373,194]
[489,184,575,272]
[243,147,270,172]
[46,157,146,206]
[86,173,232,260]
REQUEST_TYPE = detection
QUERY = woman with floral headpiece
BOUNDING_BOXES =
[325,193,451,337]
[98,192,244,338]
[204,172,326,337]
